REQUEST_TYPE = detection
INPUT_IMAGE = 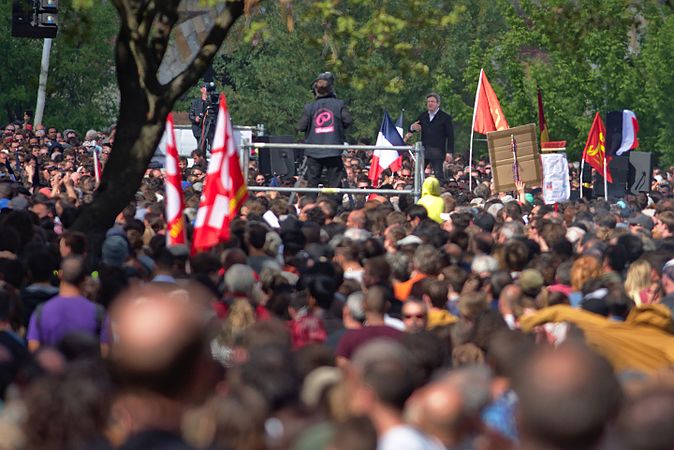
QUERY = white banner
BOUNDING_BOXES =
[541,153,570,204]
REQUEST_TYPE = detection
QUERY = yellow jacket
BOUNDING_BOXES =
[428,309,458,329]
[417,177,444,224]
[520,304,674,373]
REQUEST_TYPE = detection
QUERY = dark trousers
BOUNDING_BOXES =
[306,156,344,189]
[428,158,445,184]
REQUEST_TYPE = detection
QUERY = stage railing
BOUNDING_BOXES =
[239,142,425,202]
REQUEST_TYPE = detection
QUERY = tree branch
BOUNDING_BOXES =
[150,0,181,70]
[166,0,246,104]
[137,0,158,42]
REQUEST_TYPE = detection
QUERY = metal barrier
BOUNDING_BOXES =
[240,142,425,202]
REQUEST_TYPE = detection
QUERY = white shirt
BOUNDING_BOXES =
[428,109,439,122]
[378,425,445,450]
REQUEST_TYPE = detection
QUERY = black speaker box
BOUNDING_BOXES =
[254,135,297,179]
[593,154,629,200]
[627,152,652,195]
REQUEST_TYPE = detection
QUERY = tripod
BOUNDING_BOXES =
[289,156,309,206]
[199,109,216,153]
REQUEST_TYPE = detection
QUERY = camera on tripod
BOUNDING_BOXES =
[204,82,219,115]
[199,82,220,152]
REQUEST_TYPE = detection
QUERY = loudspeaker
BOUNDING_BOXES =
[255,135,296,179]
[593,154,629,200]
[627,152,652,195]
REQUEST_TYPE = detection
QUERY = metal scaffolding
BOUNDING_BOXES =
[240,142,425,202]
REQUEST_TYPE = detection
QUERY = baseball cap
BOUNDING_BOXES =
[626,214,654,230]
[518,269,544,297]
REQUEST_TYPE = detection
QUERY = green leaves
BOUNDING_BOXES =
[1,0,118,131]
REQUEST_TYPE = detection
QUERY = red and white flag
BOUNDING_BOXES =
[368,111,403,185]
[164,113,187,246]
[191,94,248,254]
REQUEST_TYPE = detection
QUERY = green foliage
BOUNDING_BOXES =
[0,0,118,131]
[213,0,465,140]
[6,0,674,166]
[214,0,674,166]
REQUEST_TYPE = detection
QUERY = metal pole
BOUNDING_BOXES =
[248,142,417,152]
[34,38,53,127]
[603,150,608,201]
[579,159,584,200]
[468,68,483,192]
[248,186,414,196]
[413,142,420,202]
[417,142,425,202]
[243,142,250,185]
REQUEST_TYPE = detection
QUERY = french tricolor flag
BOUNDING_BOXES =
[368,111,404,185]
[606,109,639,156]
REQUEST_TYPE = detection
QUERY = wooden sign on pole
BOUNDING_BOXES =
[487,123,542,192]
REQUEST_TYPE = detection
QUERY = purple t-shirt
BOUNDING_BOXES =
[27,295,110,346]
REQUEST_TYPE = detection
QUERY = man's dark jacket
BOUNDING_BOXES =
[297,94,352,159]
[188,98,207,139]
[412,109,454,161]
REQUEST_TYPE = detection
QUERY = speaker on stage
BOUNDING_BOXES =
[627,152,652,195]
[255,135,296,179]
[593,154,629,200]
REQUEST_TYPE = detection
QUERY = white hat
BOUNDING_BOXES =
[397,235,423,246]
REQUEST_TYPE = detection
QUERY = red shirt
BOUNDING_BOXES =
[335,325,403,360]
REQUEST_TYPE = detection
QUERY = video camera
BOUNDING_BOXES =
[199,81,220,152]
[204,81,219,115]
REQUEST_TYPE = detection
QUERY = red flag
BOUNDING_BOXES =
[582,112,612,183]
[164,113,187,247]
[192,94,248,254]
[473,69,509,134]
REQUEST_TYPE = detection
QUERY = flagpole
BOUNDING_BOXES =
[603,150,608,201]
[469,68,483,192]
[579,158,584,200]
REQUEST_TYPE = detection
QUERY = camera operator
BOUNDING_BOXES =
[189,81,219,152]
[297,72,352,189]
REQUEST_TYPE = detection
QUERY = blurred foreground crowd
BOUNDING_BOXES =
[0,120,674,450]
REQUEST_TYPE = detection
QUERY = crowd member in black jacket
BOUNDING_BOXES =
[297,72,353,190]
[405,93,454,184]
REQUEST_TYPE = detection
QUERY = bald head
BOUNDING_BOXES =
[347,209,367,229]
[407,381,465,447]
[514,344,621,450]
[498,284,522,316]
[110,285,217,401]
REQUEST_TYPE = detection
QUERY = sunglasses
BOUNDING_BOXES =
[403,313,425,319]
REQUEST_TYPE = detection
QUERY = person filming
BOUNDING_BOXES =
[189,81,219,152]
[296,72,352,189]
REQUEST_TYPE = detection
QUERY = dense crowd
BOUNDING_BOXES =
[0,119,674,450]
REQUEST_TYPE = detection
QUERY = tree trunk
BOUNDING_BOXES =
[71,0,245,241]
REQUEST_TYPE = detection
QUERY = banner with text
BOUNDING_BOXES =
[541,153,570,204]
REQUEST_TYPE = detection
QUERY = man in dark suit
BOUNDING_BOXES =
[405,93,454,184]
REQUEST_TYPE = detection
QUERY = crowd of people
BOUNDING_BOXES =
[0,116,674,450]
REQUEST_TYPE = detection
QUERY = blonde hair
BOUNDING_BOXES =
[220,299,256,347]
[570,255,602,291]
[624,259,652,307]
